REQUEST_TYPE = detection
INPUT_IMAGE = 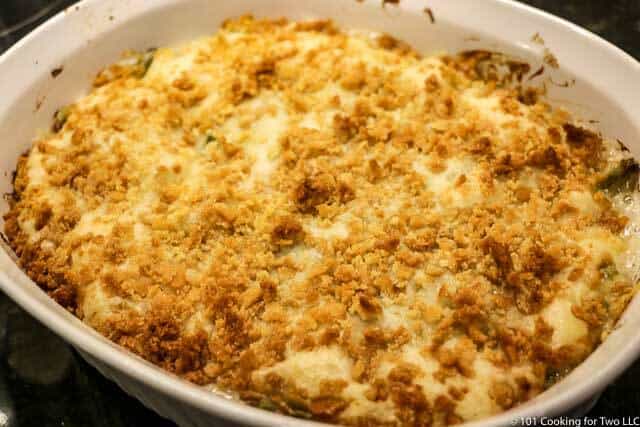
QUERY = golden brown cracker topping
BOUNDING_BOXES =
[5,16,638,427]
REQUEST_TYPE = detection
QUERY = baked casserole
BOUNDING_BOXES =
[5,16,639,426]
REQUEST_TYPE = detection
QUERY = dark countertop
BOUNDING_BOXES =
[0,1,639,426]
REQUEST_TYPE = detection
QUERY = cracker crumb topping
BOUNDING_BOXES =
[4,16,638,426]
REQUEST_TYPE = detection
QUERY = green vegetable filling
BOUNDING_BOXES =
[51,107,70,133]
[597,158,639,194]
[136,49,156,78]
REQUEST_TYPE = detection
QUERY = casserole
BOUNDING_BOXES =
[0,0,639,426]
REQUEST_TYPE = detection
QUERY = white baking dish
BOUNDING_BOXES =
[0,1,639,426]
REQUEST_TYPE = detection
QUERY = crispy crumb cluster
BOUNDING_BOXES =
[4,16,638,426]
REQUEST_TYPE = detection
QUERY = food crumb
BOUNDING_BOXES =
[50,67,64,78]
[424,7,435,23]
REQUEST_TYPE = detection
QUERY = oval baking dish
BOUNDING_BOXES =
[1,1,639,426]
